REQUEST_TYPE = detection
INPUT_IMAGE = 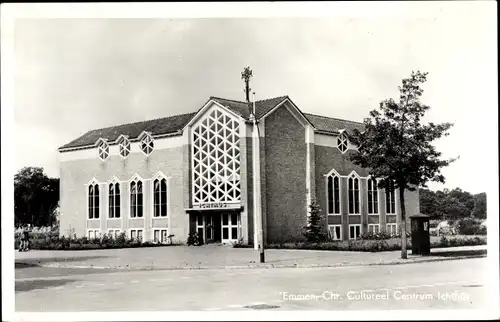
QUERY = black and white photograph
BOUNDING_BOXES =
[1,2,498,321]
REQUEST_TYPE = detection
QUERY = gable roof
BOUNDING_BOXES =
[210,96,289,120]
[59,95,365,151]
[304,113,364,135]
[58,112,196,150]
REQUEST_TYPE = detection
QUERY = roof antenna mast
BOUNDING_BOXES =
[241,66,253,104]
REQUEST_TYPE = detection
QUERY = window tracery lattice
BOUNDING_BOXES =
[192,108,241,204]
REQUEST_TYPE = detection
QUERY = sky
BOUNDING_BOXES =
[6,2,498,194]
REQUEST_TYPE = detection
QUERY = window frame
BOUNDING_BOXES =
[140,132,155,156]
[349,224,362,240]
[108,180,121,219]
[97,139,110,161]
[152,228,169,244]
[349,224,363,240]
[87,181,100,220]
[337,132,348,153]
[367,177,379,215]
[129,229,143,241]
[129,176,144,219]
[326,169,341,215]
[328,224,342,241]
[368,224,380,234]
[107,229,121,238]
[118,136,131,159]
[153,176,168,218]
[87,229,100,239]
[191,106,241,206]
[385,180,396,214]
[347,172,361,215]
[386,223,398,235]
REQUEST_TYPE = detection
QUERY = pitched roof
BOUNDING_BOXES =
[304,113,364,134]
[210,96,288,119]
[59,95,364,150]
[58,112,196,150]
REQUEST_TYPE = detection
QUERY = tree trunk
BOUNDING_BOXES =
[399,187,408,259]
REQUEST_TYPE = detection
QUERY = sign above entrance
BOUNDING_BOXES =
[191,202,242,210]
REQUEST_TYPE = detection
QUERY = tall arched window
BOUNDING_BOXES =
[326,171,341,215]
[153,177,167,217]
[348,173,360,214]
[130,178,143,218]
[385,180,396,214]
[88,182,100,219]
[367,177,379,214]
[108,181,120,218]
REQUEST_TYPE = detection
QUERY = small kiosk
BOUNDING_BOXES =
[410,214,431,256]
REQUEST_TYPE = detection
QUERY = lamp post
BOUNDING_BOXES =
[251,92,265,263]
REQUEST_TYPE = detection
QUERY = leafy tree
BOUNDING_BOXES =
[304,199,328,243]
[447,188,475,216]
[419,188,440,218]
[420,187,486,220]
[349,71,456,259]
[14,167,59,227]
[442,196,470,221]
[472,192,487,219]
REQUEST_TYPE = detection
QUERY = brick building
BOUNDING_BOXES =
[58,95,419,244]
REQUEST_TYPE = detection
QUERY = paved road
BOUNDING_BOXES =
[15,258,490,312]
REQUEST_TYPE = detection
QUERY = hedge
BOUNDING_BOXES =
[15,232,179,250]
[456,218,487,235]
[233,235,486,252]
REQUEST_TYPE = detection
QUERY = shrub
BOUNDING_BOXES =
[439,235,449,247]
[359,231,393,240]
[456,218,486,235]
[187,232,204,246]
[303,200,328,243]
[255,235,485,252]
[15,231,178,250]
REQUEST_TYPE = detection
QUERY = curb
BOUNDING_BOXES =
[16,253,486,272]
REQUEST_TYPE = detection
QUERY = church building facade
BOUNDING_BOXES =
[58,94,420,245]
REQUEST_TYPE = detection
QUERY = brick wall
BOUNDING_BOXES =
[314,139,420,240]
[264,106,307,243]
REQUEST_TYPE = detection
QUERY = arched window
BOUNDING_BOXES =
[130,178,143,218]
[88,182,100,219]
[367,177,379,214]
[326,171,341,215]
[98,140,109,161]
[140,133,154,156]
[348,173,360,214]
[119,137,131,158]
[385,180,396,214]
[337,133,348,153]
[153,177,167,217]
[108,181,120,219]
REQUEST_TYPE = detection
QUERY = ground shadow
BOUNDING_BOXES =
[428,249,487,257]
[15,262,40,269]
[15,278,78,293]
[15,255,113,269]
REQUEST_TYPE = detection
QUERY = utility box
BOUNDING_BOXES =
[410,214,431,256]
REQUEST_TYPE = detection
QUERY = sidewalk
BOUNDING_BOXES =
[15,244,487,271]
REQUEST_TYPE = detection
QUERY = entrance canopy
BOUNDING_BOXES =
[185,203,244,213]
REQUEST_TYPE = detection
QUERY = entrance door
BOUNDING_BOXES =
[206,215,214,243]
[196,214,205,244]
[221,212,240,243]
